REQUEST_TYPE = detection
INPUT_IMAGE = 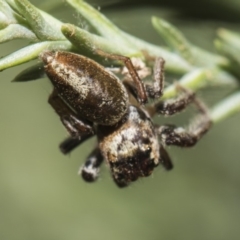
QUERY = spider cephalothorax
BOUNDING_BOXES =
[41,50,211,188]
[98,105,160,187]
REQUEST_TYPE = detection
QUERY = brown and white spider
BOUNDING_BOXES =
[41,50,211,188]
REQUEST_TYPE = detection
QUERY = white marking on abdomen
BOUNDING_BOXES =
[51,60,90,99]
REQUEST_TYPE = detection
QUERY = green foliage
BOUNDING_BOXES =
[0,0,240,122]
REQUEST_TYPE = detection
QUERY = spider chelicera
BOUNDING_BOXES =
[40,50,211,188]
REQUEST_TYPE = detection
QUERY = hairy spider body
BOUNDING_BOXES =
[41,50,211,188]
[98,105,160,187]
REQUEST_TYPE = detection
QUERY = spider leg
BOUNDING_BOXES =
[95,49,148,104]
[122,56,165,101]
[148,83,196,117]
[48,89,95,153]
[157,92,212,147]
[59,136,93,154]
[159,144,173,170]
[79,147,104,182]
[145,57,165,99]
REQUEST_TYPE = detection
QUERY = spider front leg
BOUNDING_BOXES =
[79,147,104,182]
[157,90,212,147]
[48,89,95,154]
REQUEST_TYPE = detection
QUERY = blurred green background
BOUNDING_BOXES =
[1,1,240,240]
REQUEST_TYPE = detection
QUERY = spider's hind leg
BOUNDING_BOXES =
[95,49,147,104]
[48,89,95,154]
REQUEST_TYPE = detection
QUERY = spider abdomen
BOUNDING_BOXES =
[41,51,129,125]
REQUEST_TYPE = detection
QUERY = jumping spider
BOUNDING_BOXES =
[41,50,211,188]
